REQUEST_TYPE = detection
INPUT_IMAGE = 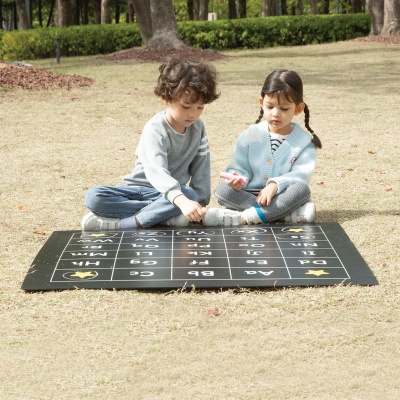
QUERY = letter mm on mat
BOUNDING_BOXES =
[21,223,378,291]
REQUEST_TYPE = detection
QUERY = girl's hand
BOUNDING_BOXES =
[256,182,278,206]
[227,171,245,191]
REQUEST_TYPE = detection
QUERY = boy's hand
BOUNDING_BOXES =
[226,171,245,191]
[173,195,207,222]
[256,182,278,206]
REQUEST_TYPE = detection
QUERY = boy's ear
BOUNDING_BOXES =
[161,97,169,106]
[295,102,305,115]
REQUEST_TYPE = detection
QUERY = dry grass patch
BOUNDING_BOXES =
[1,41,399,399]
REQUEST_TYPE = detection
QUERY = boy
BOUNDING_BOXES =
[82,57,219,230]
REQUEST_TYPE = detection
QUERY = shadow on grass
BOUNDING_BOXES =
[317,209,399,223]
[237,45,399,60]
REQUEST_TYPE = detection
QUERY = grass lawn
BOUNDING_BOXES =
[1,40,399,399]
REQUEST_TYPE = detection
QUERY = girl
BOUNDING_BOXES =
[203,68,322,226]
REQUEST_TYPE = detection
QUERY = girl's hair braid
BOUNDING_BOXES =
[256,69,322,149]
[255,108,264,124]
[304,103,322,149]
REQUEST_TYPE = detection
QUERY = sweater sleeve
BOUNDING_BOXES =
[135,123,183,202]
[188,128,211,206]
[225,129,254,183]
[267,143,317,193]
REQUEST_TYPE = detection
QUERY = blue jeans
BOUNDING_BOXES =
[84,185,198,228]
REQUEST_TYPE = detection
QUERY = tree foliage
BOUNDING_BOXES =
[1,0,398,39]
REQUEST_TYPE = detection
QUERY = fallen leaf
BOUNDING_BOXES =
[316,181,324,185]
[18,205,25,211]
[336,172,345,178]
[33,230,47,235]
[207,308,221,316]
[384,187,393,192]
[368,150,376,154]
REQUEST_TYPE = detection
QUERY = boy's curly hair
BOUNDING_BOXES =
[154,57,220,104]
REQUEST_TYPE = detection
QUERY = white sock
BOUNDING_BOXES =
[241,207,263,224]
[118,216,138,229]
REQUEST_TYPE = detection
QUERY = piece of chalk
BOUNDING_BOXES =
[220,172,249,183]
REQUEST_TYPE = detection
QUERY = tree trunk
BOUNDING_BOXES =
[281,0,287,15]
[15,0,30,29]
[322,0,330,14]
[381,0,400,35]
[132,0,153,45]
[94,0,101,23]
[126,0,134,23]
[70,0,78,24]
[187,0,194,20]
[368,0,384,35]
[193,0,199,20]
[239,0,246,18]
[0,0,3,30]
[146,0,186,49]
[297,0,303,15]
[56,0,71,26]
[82,0,89,24]
[261,0,267,16]
[352,0,362,13]
[310,0,318,14]
[38,0,43,26]
[46,0,55,27]
[101,0,111,23]
[228,0,237,19]
[262,0,276,16]
[198,0,208,20]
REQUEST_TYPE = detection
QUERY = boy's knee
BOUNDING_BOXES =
[84,186,104,209]
[181,186,199,202]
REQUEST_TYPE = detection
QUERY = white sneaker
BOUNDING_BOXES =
[284,202,316,223]
[160,214,190,227]
[81,212,120,231]
[202,208,243,226]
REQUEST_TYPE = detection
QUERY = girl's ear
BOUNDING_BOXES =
[259,97,264,106]
[295,102,305,115]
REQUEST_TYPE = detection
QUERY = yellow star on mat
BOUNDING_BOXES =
[70,271,96,278]
[305,270,329,276]
[287,228,304,232]
[88,233,108,237]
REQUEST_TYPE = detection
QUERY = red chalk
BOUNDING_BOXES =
[220,172,249,184]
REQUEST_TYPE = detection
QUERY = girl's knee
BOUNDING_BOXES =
[289,182,311,199]
[214,182,231,198]
[298,182,311,196]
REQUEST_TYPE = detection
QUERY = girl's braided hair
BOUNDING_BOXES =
[256,69,321,149]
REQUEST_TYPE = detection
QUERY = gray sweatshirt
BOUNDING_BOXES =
[124,111,211,206]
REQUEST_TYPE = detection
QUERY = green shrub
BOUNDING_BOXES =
[179,14,371,49]
[0,24,142,61]
[0,14,371,61]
